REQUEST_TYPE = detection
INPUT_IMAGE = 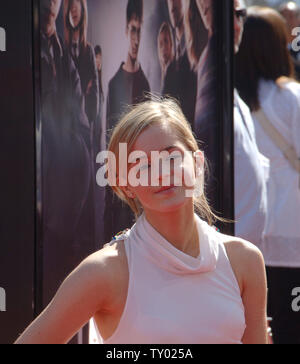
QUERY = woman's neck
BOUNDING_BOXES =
[144,201,200,258]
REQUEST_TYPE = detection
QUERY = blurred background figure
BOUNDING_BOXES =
[64,0,99,261]
[279,1,300,80]
[163,0,197,128]
[194,0,216,137]
[157,22,174,90]
[193,0,219,210]
[94,44,106,251]
[64,0,99,135]
[184,0,207,73]
[94,44,104,155]
[40,0,91,307]
[233,0,269,256]
[236,6,300,344]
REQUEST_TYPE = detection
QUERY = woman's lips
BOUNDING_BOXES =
[155,185,176,194]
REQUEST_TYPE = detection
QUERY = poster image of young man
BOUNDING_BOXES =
[106,0,150,134]
[104,0,151,243]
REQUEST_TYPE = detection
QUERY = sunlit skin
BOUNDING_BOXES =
[40,0,62,37]
[123,17,142,73]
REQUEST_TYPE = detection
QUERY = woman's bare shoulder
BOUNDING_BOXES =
[82,240,128,281]
[219,233,263,260]
[218,233,266,293]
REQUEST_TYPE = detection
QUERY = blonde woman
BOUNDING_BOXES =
[15,98,268,344]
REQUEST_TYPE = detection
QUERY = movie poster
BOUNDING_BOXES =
[38,0,218,340]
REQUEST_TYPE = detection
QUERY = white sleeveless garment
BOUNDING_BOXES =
[93,212,246,344]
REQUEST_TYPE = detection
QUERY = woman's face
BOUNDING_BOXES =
[121,123,203,215]
[158,30,173,67]
[69,0,82,28]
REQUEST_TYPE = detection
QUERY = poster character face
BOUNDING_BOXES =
[158,29,173,68]
[69,0,83,29]
[196,0,213,33]
[167,0,183,29]
[234,0,246,54]
[41,0,62,23]
[126,16,142,61]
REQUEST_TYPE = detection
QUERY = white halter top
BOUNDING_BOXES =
[93,212,246,344]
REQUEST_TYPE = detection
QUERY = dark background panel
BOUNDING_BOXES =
[216,0,235,235]
[0,0,36,344]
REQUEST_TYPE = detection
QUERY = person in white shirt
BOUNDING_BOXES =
[233,0,269,251]
[236,6,300,344]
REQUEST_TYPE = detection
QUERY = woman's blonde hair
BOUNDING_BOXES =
[107,96,221,226]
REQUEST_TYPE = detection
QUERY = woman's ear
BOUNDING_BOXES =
[194,150,204,176]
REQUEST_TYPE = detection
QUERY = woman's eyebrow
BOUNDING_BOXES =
[143,145,180,161]
[161,145,179,152]
[129,145,181,165]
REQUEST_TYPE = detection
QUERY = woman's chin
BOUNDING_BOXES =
[154,193,191,213]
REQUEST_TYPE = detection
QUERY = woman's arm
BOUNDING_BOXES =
[14,250,112,344]
[226,240,269,344]
[240,244,268,344]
